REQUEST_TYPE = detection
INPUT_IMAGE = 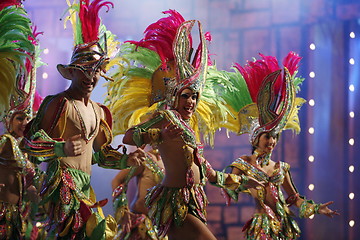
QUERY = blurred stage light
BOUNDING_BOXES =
[309,99,315,106]
[308,127,314,134]
[349,84,355,92]
[349,220,355,227]
[309,43,316,50]
[42,72,48,79]
[349,192,354,200]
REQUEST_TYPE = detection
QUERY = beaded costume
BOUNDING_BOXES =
[0,134,36,240]
[222,53,322,239]
[135,109,210,238]
[24,1,130,239]
[112,151,165,240]
[230,158,301,239]
[105,10,245,238]
[0,1,44,239]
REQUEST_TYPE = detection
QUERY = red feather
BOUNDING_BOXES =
[0,0,21,11]
[126,9,186,67]
[282,51,301,76]
[79,0,114,43]
[193,31,213,67]
[234,53,290,102]
[234,52,301,112]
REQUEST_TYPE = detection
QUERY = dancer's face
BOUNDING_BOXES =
[69,67,101,96]
[10,112,30,138]
[256,132,278,154]
[176,88,198,120]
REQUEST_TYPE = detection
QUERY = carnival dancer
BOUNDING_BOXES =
[222,52,339,239]
[0,1,44,239]
[106,10,263,240]
[24,1,146,239]
[111,147,166,240]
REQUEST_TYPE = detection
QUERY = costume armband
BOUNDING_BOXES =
[54,142,66,157]
[237,174,249,191]
[210,171,225,188]
[210,171,245,191]
[133,128,146,147]
[148,128,162,146]
[132,113,165,147]
[133,127,163,147]
[24,129,66,160]
[299,198,321,218]
[94,145,129,169]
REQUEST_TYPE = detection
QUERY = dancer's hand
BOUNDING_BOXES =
[27,185,40,203]
[318,201,340,218]
[161,122,183,141]
[120,210,133,234]
[64,134,84,156]
[127,147,146,167]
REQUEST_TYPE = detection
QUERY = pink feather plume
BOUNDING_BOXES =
[126,9,186,67]
[234,52,300,103]
[0,0,21,11]
[79,0,114,43]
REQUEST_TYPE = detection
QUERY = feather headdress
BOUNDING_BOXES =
[105,10,233,146]
[223,52,306,145]
[0,1,42,130]
[57,0,114,80]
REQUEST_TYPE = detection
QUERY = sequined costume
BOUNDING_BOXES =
[0,1,44,239]
[131,109,241,238]
[222,53,325,239]
[112,152,165,240]
[0,134,36,240]
[24,0,130,239]
[106,9,244,239]
[25,93,126,239]
[141,110,209,238]
[230,158,301,239]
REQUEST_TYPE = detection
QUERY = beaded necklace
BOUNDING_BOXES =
[164,110,197,148]
[71,99,98,143]
[254,149,271,167]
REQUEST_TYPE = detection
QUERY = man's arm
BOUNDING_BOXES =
[92,105,146,169]
[24,95,84,161]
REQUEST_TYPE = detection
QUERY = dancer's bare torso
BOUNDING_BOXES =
[41,93,105,174]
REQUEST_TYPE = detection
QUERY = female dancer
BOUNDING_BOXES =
[222,52,339,239]
[107,10,263,240]
[112,148,165,239]
[0,1,43,238]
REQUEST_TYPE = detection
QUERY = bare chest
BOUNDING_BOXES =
[69,100,99,142]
